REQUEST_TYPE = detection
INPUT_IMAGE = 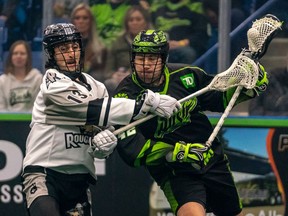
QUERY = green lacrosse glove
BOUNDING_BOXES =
[242,63,269,97]
[224,63,269,107]
[254,64,269,95]
[166,142,214,169]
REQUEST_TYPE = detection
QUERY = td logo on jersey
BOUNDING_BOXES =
[180,74,195,89]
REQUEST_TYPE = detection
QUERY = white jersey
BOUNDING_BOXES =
[23,69,136,179]
[0,68,43,112]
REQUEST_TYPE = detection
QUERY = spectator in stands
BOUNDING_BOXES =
[105,5,152,93]
[0,0,28,50]
[150,0,165,13]
[53,2,70,23]
[71,3,107,82]
[150,0,203,14]
[0,0,42,51]
[203,0,246,45]
[151,0,209,64]
[249,52,288,116]
[61,0,84,15]
[136,0,150,10]
[90,0,131,48]
[0,40,42,112]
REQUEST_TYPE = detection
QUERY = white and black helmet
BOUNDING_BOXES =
[43,23,84,75]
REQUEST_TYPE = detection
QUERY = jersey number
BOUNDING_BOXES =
[67,90,88,103]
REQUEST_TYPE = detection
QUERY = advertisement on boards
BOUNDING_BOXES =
[1,116,288,216]
[0,118,152,216]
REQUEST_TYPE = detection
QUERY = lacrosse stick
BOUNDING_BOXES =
[205,14,282,147]
[166,14,283,168]
[114,53,259,135]
[114,14,282,137]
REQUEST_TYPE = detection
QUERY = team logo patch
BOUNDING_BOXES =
[65,132,91,148]
[180,74,195,89]
[46,71,61,88]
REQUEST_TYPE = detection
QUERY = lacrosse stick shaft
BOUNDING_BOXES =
[113,87,209,135]
[205,86,242,147]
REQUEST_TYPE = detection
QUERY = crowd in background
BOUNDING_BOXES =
[0,0,288,115]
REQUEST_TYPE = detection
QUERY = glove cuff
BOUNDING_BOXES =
[133,90,160,120]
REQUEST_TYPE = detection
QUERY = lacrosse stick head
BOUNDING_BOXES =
[210,53,259,91]
[247,14,282,59]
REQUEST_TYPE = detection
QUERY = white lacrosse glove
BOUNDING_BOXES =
[88,127,117,159]
[134,89,181,120]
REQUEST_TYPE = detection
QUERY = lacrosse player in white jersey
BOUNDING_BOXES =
[21,23,181,216]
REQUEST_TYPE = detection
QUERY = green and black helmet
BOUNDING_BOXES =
[131,30,169,84]
[131,30,169,57]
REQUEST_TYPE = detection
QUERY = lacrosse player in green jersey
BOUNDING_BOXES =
[92,29,268,216]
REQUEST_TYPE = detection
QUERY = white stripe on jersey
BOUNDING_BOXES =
[99,97,109,126]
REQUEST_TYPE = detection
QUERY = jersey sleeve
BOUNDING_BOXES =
[34,69,136,126]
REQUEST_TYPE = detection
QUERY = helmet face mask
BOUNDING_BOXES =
[133,53,164,84]
[43,23,84,76]
[53,42,82,72]
[131,30,169,86]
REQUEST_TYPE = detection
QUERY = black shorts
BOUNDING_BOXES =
[22,166,94,216]
[147,154,242,215]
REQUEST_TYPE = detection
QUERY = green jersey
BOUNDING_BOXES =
[91,2,130,48]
